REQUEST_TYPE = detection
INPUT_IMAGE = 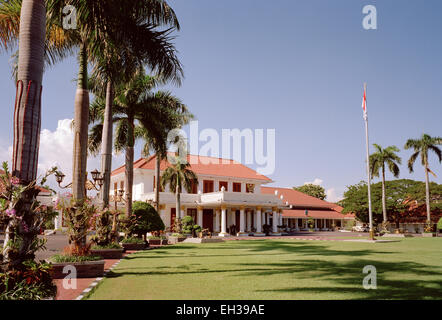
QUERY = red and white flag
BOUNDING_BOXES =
[362,85,367,114]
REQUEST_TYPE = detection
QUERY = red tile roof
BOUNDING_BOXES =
[282,209,353,219]
[261,186,354,219]
[111,154,272,182]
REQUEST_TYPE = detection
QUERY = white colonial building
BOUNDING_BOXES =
[110,154,354,236]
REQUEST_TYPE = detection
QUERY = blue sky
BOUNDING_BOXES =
[0,0,441,200]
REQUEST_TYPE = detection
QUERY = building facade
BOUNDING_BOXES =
[110,154,354,236]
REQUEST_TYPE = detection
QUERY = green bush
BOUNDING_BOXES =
[121,237,145,244]
[91,243,122,250]
[181,216,202,236]
[437,218,442,231]
[49,254,101,263]
[0,261,56,300]
[124,202,164,237]
[147,235,166,240]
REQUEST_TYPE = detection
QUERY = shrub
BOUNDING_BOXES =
[91,243,122,250]
[49,254,101,263]
[0,260,56,300]
[0,163,58,271]
[181,216,202,237]
[437,218,442,231]
[147,235,167,240]
[56,197,97,253]
[123,202,164,237]
[121,237,145,244]
[90,211,117,247]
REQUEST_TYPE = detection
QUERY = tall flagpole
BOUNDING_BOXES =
[363,83,375,240]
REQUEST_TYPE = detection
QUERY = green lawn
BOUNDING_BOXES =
[85,238,442,300]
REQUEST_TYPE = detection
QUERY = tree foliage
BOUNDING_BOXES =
[125,201,165,237]
[293,184,326,200]
[340,179,442,227]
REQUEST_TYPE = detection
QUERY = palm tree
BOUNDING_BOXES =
[369,144,401,225]
[61,0,183,200]
[160,157,198,220]
[88,0,182,208]
[88,70,192,215]
[0,0,75,183]
[405,134,442,223]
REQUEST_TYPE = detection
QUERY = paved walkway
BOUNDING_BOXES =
[54,257,124,300]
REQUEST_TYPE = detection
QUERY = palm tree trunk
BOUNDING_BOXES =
[125,113,135,215]
[5,0,46,268]
[100,81,114,209]
[155,153,161,213]
[72,41,89,200]
[176,185,181,220]
[424,164,431,223]
[12,0,46,184]
[381,168,387,223]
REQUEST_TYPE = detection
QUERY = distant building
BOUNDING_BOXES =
[110,154,354,236]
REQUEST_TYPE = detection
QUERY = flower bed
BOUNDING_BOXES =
[48,255,104,279]
[120,237,147,251]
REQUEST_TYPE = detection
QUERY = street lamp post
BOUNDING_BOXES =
[55,169,104,193]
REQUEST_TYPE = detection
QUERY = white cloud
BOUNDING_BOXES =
[326,188,342,203]
[0,145,13,167]
[303,177,343,203]
[0,119,119,191]
[304,178,323,186]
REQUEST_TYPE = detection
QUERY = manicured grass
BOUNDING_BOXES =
[85,238,442,300]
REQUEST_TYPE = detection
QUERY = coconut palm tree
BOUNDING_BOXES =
[88,0,181,208]
[405,134,442,223]
[160,157,198,220]
[59,0,183,200]
[369,144,401,226]
[88,70,192,215]
[0,0,75,183]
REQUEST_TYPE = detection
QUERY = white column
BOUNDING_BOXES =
[219,206,228,237]
[180,206,185,219]
[238,206,246,235]
[272,208,279,234]
[314,219,318,230]
[256,207,263,233]
[215,209,220,232]
[197,206,203,227]
[246,210,252,232]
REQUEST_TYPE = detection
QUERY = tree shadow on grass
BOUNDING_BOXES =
[124,240,393,261]
[237,259,442,299]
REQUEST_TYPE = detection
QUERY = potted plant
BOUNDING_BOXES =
[0,163,59,299]
[90,211,123,259]
[147,231,167,245]
[168,233,187,244]
[181,216,201,238]
[50,197,105,279]
[422,221,435,237]
[120,236,147,250]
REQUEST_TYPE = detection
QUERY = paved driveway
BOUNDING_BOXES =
[0,232,69,261]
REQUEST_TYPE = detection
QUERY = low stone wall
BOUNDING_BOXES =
[90,249,124,259]
[50,260,105,279]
